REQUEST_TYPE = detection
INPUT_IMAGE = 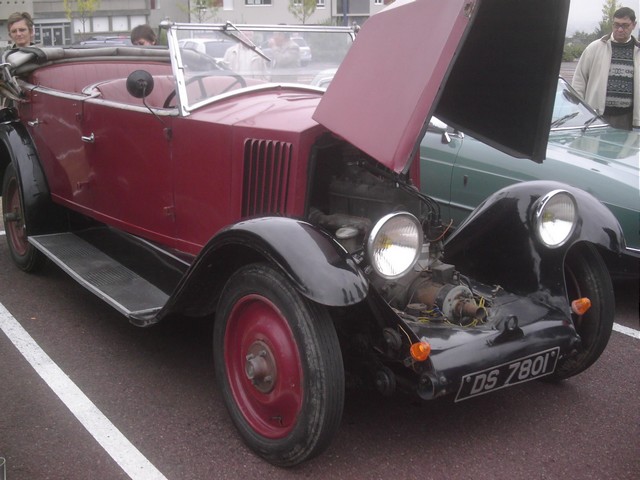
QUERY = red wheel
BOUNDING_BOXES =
[2,164,45,272]
[224,293,304,438]
[214,263,344,466]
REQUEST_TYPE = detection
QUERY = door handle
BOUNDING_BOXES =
[81,133,95,143]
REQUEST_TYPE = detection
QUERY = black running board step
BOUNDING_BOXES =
[29,232,168,322]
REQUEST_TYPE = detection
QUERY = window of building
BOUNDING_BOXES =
[245,0,272,5]
[34,23,72,46]
[112,16,128,31]
[92,17,109,33]
[130,16,147,29]
[317,0,325,7]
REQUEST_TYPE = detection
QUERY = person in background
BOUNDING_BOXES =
[268,30,300,82]
[223,30,268,80]
[7,11,35,47]
[572,7,639,131]
[268,31,300,69]
[131,24,157,46]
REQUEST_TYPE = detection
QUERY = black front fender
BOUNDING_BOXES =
[444,180,624,295]
[160,217,369,320]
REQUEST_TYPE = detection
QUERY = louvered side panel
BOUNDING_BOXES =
[242,139,292,217]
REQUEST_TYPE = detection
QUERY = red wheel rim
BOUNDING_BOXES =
[4,177,29,256]
[224,294,303,439]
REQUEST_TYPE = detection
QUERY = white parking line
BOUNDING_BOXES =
[0,303,167,480]
[613,322,640,339]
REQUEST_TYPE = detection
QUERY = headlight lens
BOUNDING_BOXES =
[533,190,577,247]
[367,212,422,279]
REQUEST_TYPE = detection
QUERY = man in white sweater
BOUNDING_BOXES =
[572,7,639,131]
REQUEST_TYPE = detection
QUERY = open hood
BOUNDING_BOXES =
[313,0,570,173]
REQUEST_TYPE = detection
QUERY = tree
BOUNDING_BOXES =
[288,0,317,25]
[180,0,220,23]
[596,0,622,37]
[64,0,100,37]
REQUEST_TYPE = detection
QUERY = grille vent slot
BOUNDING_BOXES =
[242,139,292,217]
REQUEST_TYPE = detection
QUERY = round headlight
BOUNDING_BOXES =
[533,190,577,248]
[367,212,422,279]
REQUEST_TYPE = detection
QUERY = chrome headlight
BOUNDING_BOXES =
[533,190,577,248]
[367,212,422,279]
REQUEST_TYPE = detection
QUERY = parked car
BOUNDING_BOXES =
[420,77,640,278]
[291,35,312,65]
[0,0,622,467]
[178,37,236,62]
[74,35,133,46]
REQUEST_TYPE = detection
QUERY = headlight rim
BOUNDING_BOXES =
[532,189,578,248]
[366,211,423,279]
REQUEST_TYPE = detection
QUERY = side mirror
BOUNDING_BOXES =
[126,70,155,98]
[428,116,449,133]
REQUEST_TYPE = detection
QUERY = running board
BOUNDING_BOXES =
[29,232,169,326]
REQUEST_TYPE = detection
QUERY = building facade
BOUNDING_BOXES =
[209,0,387,26]
[1,0,389,47]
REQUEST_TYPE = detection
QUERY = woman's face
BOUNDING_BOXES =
[9,19,33,47]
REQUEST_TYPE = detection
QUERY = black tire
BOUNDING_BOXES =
[213,263,344,467]
[2,163,46,272]
[549,243,614,380]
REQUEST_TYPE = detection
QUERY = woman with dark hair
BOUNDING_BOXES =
[131,24,157,46]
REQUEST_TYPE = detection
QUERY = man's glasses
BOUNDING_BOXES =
[613,22,633,30]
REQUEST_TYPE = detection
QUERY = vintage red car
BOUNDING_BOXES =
[0,0,625,467]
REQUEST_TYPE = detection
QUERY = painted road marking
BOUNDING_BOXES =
[0,303,167,480]
[613,322,640,339]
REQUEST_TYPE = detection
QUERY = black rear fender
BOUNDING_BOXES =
[0,118,67,235]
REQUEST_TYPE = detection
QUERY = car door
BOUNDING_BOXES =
[81,100,176,245]
[448,135,540,225]
[25,88,95,211]
[419,119,463,224]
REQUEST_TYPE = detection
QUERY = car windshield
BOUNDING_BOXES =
[166,22,354,114]
[550,78,607,129]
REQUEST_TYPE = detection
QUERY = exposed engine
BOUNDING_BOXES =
[308,143,488,327]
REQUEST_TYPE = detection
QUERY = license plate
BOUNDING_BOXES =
[455,347,559,402]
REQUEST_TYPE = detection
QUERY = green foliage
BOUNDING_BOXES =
[179,0,220,23]
[563,42,586,61]
[563,0,625,61]
[288,0,318,25]
[63,0,100,35]
[597,0,622,36]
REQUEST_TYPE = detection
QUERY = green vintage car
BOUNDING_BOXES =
[421,77,639,278]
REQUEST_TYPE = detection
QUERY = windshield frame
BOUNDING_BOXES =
[550,77,608,131]
[162,21,355,116]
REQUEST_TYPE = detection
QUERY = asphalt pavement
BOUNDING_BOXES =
[0,234,638,479]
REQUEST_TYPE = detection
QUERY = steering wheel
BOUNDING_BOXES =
[218,73,247,94]
[163,73,248,109]
[163,75,206,109]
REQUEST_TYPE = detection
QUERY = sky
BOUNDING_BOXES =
[566,0,639,34]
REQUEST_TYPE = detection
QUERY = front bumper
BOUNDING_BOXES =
[402,293,580,400]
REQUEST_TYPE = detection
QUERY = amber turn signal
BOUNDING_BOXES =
[410,341,431,361]
[571,297,591,315]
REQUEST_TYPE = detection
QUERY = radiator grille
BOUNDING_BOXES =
[242,139,292,217]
